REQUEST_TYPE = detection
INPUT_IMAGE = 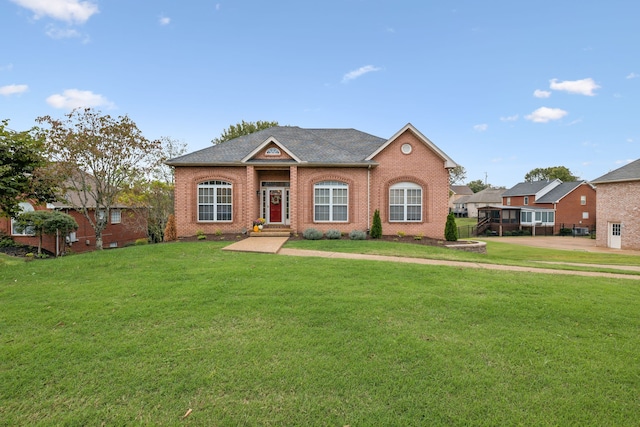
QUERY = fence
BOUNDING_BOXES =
[458,223,596,239]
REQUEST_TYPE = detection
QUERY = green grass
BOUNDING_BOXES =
[284,238,640,275]
[1,241,639,425]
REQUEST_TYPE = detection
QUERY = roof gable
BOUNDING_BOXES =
[592,158,640,184]
[242,137,302,163]
[365,123,457,168]
[535,181,588,203]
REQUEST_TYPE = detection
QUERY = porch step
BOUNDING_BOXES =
[250,228,292,237]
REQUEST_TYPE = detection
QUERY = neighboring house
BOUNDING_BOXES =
[0,177,148,255]
[449,185,474,217]
[464,187,505,218]
[166,123,458,239]
[477,180,596,236]
[591,159,640,250]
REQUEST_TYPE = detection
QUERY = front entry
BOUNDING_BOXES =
[269,189,283,223]
[259,182,290,226]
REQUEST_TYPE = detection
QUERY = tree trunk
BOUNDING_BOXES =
[95,234,104,250]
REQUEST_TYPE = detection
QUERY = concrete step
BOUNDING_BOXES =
[250,228,291,237]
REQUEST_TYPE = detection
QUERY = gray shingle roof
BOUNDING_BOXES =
[501,180,557,197]
[465,187,505,203]
[450,185,474,196]
[536,181,585,203]
[166,126,387,166]
[591,158,640,183]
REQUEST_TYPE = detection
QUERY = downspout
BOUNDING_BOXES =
[367,165,371,232]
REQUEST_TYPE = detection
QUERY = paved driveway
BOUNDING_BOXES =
[477,236,639,255]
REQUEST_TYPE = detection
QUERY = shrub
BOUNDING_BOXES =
[522,230,532,236]
[444,212,458,241]
[164,214,177,242]
[370,209,382,238]
[196,230,206,240]
[135,238,149,246]
[397,231,406,238]
[414,234,423,241]
[559,228,572,236]
[349,230,367,240]
[325,229,342,240]
[503,231,512,236]
[302,228,323,240]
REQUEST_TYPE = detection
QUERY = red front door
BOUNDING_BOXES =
[269,190,282,223]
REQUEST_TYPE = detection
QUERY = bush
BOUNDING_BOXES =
[164,214,177,242]
[325,229,342,240]
[370,209,382,238]
[349,230,367,240]
[196,230,206,240]
[559,228,572,236]
[135,238,149,245]
[302,228,323,240]
[397,231,406,238]
[444,213,458,241]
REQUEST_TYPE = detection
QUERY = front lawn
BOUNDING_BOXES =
[1,241,638,425]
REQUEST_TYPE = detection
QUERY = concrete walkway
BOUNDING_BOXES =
[221,237,290,254]
[222,237,640,280]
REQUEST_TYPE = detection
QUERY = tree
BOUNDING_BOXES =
[119,136,186,242]
[449,165,467,185]
[524,166,579,182]
[370,209,382,238]
[164,214,177,242]
[212,120,279,145]
[444,212,458,242]
[14,210,77,257]
[467,179,490,193]
[37,108,161,250]
[0,120,57,217]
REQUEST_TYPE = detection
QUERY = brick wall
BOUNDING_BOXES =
[595,181,640,250]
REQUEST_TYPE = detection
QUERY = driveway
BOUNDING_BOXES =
[477,236,639,255]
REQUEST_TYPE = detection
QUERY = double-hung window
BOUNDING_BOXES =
[198,180,232,221]
[314,181,348,222]
[389,182,422,222]
[11,202,35,235]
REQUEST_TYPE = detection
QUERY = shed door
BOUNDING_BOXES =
[608,222,621,249]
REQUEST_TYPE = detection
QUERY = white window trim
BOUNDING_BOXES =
[389,182,423,222]
[11,202,35,236]
[314,181,348,222]
[111,209,122,224]
[198,180,233,222]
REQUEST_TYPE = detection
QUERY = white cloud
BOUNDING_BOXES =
[549,78,600,96]
[45,24,81,39]
[342,65,381,83]
[626,72,639,79]
[473,124,488,132]
[0,84,28,96]
[11,0,98,24]
[159,16,171,25]
[46,89,114,109]
[525,107,568,123]
[500,114,518,122]
[533,89,551,98]
[0,63,14,72]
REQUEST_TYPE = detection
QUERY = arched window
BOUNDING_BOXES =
[314,181,348,222]
[11,202,35,235]
[198,180,232,221]
[389,182,422,222]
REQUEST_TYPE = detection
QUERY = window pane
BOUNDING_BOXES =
[315,206,329,221]
[406,206,421,221]
[390,206,404,221]
[333,206,347,221]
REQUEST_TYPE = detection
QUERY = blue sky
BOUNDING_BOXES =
[1,0,638,188]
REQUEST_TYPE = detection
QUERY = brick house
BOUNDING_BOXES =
[477,180,596,236]
[0,200,148,255]
[166,123,457,239]
[591,159,640,250]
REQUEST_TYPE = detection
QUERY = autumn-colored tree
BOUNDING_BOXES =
[0,120,57,217]
[211,120,279,145]
[164,214,177,242]
[37,108,161,250]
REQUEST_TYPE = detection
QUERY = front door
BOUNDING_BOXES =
[269,189,283,223]
[608,222,621,249]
